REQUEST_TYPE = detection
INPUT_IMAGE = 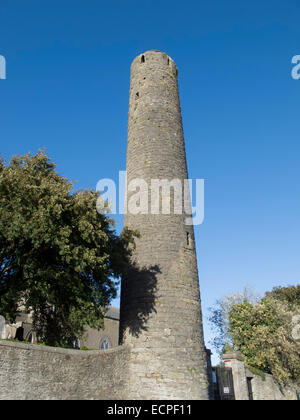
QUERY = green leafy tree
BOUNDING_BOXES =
[209,285,300,384]
[208,287,260,355]
[229,295,300,384]
[265,285,300,310]
[0,151,136,347]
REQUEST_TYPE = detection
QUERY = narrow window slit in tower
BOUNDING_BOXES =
[135,92,139,100]
[186,232,190,246]
[141,55,145,63]
[167,58,170,65]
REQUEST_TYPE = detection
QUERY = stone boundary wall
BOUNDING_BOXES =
[0,339,130,400]
[250,372,298,400]
[222,352,298,400]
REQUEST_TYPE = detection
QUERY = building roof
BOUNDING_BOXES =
[105,307,119,321]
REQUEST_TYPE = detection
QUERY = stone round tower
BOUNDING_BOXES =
[119,50,208,400]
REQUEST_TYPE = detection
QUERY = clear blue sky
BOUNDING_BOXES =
[1,0,299,361]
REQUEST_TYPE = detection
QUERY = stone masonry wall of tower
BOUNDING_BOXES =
[119,50,209,399]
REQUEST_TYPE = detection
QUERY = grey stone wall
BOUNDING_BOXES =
[0,339,130,400]
[223,352,298,400]
[249,371,298,400]
[119,50,208,400]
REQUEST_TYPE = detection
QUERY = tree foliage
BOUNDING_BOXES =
[265,285,300,310]
[0,151,136,347]
[208,287,260,355]
[209,286,300,384]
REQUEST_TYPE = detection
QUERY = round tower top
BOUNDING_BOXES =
[130,50,178,78]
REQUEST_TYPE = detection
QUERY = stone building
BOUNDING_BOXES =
[119,50,208,399]
[81,307,119,350]
[0,307,120,351]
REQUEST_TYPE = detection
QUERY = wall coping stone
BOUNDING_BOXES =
[0,338,129,357]
[222,351,244,361]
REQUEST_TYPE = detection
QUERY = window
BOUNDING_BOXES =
[186,232,190,246]
[15,326,24,341]
[141,55,145,63]
[100,337,111,350]
[74,338,80,349]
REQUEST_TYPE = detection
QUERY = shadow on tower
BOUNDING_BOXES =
[119,263,160,343]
